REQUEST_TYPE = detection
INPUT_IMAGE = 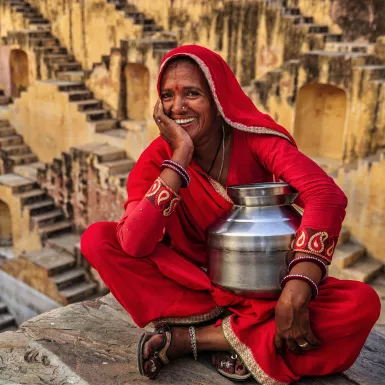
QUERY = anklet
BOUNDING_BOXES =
[189,326,198,361]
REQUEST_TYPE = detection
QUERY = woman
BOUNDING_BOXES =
[81,45,380,384]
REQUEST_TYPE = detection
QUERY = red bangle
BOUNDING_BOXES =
[288,256,327,281]
[161,161,190,188]
[280,274,318,299]
[163,160,190,184]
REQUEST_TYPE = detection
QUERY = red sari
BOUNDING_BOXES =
[81,45,380,384]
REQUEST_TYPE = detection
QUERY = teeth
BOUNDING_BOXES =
[175,118,195,124]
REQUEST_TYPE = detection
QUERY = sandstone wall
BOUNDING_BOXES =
[9,81,93,163]
[336,152,385,263]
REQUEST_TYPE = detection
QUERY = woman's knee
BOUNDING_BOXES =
[80,222,117,266]
[348,281,381,327]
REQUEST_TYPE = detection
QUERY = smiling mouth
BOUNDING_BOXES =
[174,117,196,125]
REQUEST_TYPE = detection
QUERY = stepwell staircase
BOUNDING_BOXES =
[107,0,163,36]
[3,0,122,135]
[0,120,39,171]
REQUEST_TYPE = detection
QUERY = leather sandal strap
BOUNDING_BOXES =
[157,331,172,365]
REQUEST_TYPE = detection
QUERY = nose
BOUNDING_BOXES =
[171,95,187,115]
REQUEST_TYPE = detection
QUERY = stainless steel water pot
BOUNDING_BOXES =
[207,183,302,298]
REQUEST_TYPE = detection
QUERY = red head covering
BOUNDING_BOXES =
[157,44,296,146]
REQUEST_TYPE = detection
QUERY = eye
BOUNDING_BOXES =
[186,90,200,98]
[161,92,172,99]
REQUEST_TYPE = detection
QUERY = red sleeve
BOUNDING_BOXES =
[250,134,347,263]
[116,138,179,258]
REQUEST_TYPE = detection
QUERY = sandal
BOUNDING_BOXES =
[137,326,172,379]
[212,351,252,381]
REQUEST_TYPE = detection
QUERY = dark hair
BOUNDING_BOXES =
[163,56,200,71]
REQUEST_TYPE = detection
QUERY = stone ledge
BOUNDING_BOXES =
[0,294,384,385]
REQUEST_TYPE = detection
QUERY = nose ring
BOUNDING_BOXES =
[182,105,187,110]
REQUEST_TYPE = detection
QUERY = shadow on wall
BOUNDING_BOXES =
[0,200,12,247]
[293,83,347,161]
[10,49,29,98]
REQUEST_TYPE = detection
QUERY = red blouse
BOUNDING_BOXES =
[117,129,347,263]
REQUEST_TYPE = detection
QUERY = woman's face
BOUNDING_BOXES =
[160,61,220,144]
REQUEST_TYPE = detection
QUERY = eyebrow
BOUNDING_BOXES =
[161,85,203,92]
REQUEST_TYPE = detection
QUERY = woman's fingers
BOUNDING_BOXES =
[274,333,285,354]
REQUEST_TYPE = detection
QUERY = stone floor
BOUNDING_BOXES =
[0,294,384,385]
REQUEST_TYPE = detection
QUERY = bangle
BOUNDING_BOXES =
[280,274,319,299]
[161,160,190,188]
[288,256,327,281]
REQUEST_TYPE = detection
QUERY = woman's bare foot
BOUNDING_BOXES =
[212,352,249,378]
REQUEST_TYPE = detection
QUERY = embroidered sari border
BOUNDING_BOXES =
[151,306,225,328]
[222,316,288,385]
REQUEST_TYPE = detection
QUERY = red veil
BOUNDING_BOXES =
[158,45,296,146]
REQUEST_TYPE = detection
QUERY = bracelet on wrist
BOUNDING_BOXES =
[288,256,327,281]
[160,160,190,188]
[280,274,319,299]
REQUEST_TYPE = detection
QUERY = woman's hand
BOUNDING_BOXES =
[154,100,194,161]
[274,279,320,354]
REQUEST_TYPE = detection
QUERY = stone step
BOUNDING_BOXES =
[8,152,39,166]
[13,161,45,180]
[354,65,385,80]
[31,208,64,226]
[0,120,9,127]
[103,158,135,174]
[46,233,81,257]
[343,258,384,283]
[24,248,76,276]
[73,99,102,111]
[152,40,177,51]
[0,135,23,148]
[333,241,366,269]
[14,188,46,205]
[44,53,75,63]
[57,71,85,82]
[29,37,59,47]
[0,314,16,330]
[82,143,127,162]
[0,95,11,105]
[0,302,7,314]
[0,173,37,193]
[35,46,67,55]
[51,61,82,72]
[1,143,30,155]
[51,267,86,290]
[59,281,97,304]
[93,118,118,132]
[24,199,55,216]
[28,18,50,25]
[66,89,93,101]
[38,220,72,239]
[57,81,86,92]
[83,109,111,121]
[0,324,18,332]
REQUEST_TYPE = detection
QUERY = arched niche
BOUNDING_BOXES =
[10,49,29,98]
[125,63,150,121]
[293,83,347,161]
[0,200,12,245]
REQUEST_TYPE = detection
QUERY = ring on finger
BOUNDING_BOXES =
[157,119,161,123]
[298,342,309,348]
